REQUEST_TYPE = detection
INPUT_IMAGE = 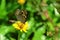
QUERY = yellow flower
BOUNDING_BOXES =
[18,0,26,5]
[12,21,28,32]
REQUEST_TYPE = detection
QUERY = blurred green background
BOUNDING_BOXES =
[0,0,60,40]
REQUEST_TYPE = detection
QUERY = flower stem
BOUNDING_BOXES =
[18,31,21,40]
[21,5,24,10]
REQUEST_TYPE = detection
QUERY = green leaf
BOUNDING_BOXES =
[7,3,19,13]
[32,26,45,40]
[47,22,54,31]
[41,13,47,20]
[0,0,6,10]
[57,23,60,27]
[48,4,54,18]
[54,8,60,16]
[0,26,9,35]
[0,11,7,19]
[26,2,36,12]
[0,0,7,19]
[0,34,9,40]
[0,25,15,35]
[26,3,32,11]
[53,17,58,23]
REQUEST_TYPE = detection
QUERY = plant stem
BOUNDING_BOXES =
[18,31,21,40]
[21,5,24,10]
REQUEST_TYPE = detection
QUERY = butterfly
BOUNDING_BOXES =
[11,9,28,32]
[15,9,27,23]
[9,9,27,23]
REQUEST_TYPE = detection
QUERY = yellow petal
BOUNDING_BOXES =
[22,22,28,32]
[18,0,26,5]
[12,23,20,30]
[12,21,28,32]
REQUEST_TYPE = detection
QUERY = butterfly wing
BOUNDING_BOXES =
[15,9,27,23]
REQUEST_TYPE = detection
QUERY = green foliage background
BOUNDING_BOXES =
[0,0,60,40]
